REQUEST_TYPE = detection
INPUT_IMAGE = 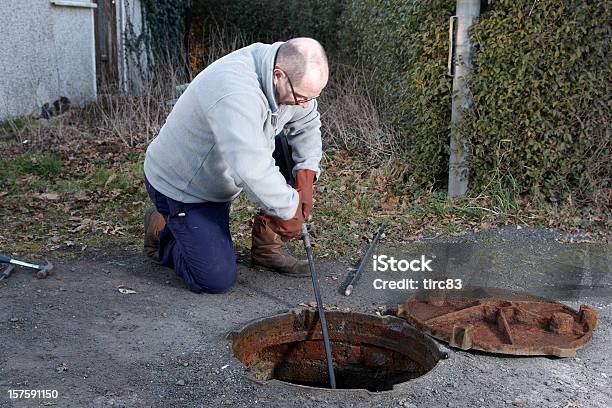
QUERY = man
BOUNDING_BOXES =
[143,38,328,294]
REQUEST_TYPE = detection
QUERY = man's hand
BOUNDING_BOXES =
[295,169,316,220]
[260,169,316,241]
[260,205,302,241]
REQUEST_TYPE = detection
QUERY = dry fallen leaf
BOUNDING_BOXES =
[118,286,137,294]
[104,173,117,187]
[381,195,400,212]
[74,191,88,201]
[38,193,59,201]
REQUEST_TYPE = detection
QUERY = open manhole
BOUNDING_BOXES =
[227,309,447,392]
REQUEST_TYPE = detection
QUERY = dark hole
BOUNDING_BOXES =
[261,340,426,391]
[230,310,444,392]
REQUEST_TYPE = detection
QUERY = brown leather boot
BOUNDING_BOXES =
[251,214,310,277]
[144,207,166,264]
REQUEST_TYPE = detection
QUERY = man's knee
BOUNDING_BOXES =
[185,258,237,294]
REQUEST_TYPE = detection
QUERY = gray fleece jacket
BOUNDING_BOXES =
[144,42,323,220]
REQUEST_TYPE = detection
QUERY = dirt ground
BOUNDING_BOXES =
[0,226,610,408]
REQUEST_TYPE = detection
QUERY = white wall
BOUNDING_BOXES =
[0,0,97,121]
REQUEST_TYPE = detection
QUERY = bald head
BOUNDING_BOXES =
[276,38,329,91]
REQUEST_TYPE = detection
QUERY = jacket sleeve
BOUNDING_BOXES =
[284,100,323,179]
[206,94,299,220]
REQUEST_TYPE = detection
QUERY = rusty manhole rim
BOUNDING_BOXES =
[227,308,448,394]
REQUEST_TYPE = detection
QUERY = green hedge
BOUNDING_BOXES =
[463,0,610,203]
[191,0,343,53]
[140,0,191,65]
[340,1,455,186]
[188,0,610,204]
[341,0,610,203]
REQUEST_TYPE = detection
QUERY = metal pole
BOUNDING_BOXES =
[301,223,337,389]
[448,0,480,197]
[344,223,385,296]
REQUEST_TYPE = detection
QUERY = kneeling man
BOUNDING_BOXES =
[143,38,328,293]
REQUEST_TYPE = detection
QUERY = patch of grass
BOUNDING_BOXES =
[0,156,29,187]
[0,153,63,188]
[35,154,63,178]
[425,192,448,219]
[229,194,256,250]
[134,190,148,201]
[0,115,32,132]
[55,179,85,194]
[129,161,145,181]
[122,151,139,162]
[109,174,129,190]
[5,241,45,255]
[87,167,129,190]
[441,222,462,235]
[27,177,49,193]
[89,167,111,187]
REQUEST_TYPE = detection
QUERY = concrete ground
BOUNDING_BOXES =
[0,227,610,408]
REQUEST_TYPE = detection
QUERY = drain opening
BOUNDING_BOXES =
[228,309,445,392]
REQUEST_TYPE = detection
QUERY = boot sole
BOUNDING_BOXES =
[250,260,310,278]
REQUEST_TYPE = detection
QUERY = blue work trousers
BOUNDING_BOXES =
[144,133,295,294]
[145,177,237,293]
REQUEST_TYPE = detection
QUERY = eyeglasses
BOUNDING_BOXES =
[277,68,319,105]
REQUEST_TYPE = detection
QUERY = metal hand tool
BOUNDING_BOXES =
[0,265,15,282]
[0,254,54,279]
[301,222,337,389]
[345,223,385,296]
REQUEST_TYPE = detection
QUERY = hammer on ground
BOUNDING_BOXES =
[0,254,54,279]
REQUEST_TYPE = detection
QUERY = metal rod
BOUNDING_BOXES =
[301,223,336,389]
[345,223,385,296]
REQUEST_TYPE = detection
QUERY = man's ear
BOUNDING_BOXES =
[272,68,284,87]
[272,68,279,85]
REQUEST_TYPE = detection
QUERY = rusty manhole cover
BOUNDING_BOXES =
[397,287,597,357]
[227,309,447,392]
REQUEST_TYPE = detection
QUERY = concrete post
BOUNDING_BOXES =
[448,0,480,197]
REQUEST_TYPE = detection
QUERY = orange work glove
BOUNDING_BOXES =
[260,169,316,241]
[294,169,316,220]
[260,200,302,241]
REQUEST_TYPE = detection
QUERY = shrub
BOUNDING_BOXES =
[340,1,455,187]
[464,0,611,204]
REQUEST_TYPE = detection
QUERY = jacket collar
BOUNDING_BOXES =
[255,42,284,113]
